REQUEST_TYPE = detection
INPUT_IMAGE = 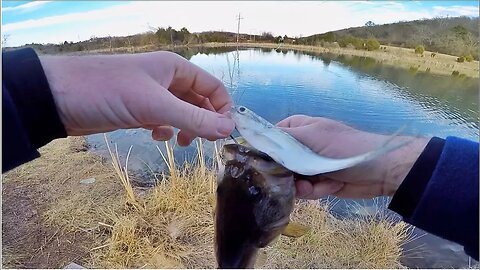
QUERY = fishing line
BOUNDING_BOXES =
[224,48,246,106]
[229,135,238,144]
[229,126,242,144]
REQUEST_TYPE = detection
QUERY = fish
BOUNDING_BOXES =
[230,105,410,176]
[214,106,407,268]
[215,141,298,268]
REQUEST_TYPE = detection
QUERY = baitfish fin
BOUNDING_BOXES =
[235,136,249,146]
[225,136,249,147]
[281,222,310,238]
[267,166,290,176]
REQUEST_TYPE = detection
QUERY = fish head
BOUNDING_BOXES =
[230,105,274,134]
[215,143,296,268]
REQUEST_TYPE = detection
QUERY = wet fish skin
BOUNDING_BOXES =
[231,105,410,176]
[215,143,295,268]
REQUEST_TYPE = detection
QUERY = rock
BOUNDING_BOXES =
[79,177,96,185]
[64,262,86,269]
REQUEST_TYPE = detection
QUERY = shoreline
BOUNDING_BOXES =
[202,42,480,78]
[78,42,479,78]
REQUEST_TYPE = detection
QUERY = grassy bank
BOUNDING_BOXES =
[204,42,480,78]
[63,41,479,79]
[3,136,411,268]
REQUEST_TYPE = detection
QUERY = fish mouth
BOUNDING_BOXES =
[217,243,258,269]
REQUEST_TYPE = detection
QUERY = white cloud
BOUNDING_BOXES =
[3,3,135,32]
[2,1,478,47]
[432,5,479,17]
[2,1,52,12]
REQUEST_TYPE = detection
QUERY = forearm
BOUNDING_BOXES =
[388,136,479,260]
[2,48,67,172]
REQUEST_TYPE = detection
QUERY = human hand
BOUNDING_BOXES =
[277,115,430,199]
[40,51,234,146]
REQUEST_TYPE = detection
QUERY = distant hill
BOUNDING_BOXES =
[6,16,478,59]
[300,16,479,59]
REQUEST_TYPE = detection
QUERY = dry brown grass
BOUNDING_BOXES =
[89,138,411,268]
[2,246,26,268]
[88,140,218,268]
[262,201,409,269]
[3,136,411,268]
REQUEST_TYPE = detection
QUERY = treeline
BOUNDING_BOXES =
[14,27,281,54]
[11,16,479,59]
[329,16,479,59]
[296,33,383,51]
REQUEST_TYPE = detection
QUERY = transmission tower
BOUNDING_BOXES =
[236,13,244,44]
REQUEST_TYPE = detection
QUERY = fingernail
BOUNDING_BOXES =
[217,117,235,136]
[223,111,232,118]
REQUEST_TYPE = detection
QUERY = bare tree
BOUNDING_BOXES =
[107,35,113,52]
[126,36,134,53]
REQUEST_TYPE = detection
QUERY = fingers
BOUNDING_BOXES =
[295,179,344,200]
[151,126,174,141]
[170,55,233,113]
[276,115,312,128]
[277,115,349,131]
[177,129,195,146]
[178,91,216,112]
[158,90,235,141]
[148,125,204,147]
[333,183,380,199]
[148,125,196,146]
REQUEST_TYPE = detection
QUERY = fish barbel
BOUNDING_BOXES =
[215,142,296,268]
[230,106,409,176]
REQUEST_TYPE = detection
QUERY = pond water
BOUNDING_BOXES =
[87,47,479,268]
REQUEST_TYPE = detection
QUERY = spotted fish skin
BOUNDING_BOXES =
[215,144,295,269]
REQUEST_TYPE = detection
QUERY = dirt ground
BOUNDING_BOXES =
[2,137,123,268]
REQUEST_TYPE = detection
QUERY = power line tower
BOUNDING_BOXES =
[236,13,244,44]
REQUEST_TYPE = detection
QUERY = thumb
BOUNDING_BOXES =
[160,92,235,140]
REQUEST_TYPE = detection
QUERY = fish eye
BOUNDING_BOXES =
[248,185,260,196]
[238,106,246,114]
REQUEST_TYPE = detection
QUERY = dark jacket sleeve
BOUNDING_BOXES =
[389,136,479,260]
[2,48,67,172]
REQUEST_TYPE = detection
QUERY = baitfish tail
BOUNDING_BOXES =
[309,126,412,175]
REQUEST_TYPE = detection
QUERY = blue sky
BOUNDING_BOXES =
[2,1,479,47]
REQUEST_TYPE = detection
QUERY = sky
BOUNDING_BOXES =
[2,1,479,47]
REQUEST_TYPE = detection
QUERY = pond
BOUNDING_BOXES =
[87,47,479,268]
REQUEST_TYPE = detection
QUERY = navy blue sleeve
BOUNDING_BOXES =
[389,136,479,260]
[2,48,67,172]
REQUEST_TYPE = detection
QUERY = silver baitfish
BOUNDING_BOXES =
[230,105,410,176]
